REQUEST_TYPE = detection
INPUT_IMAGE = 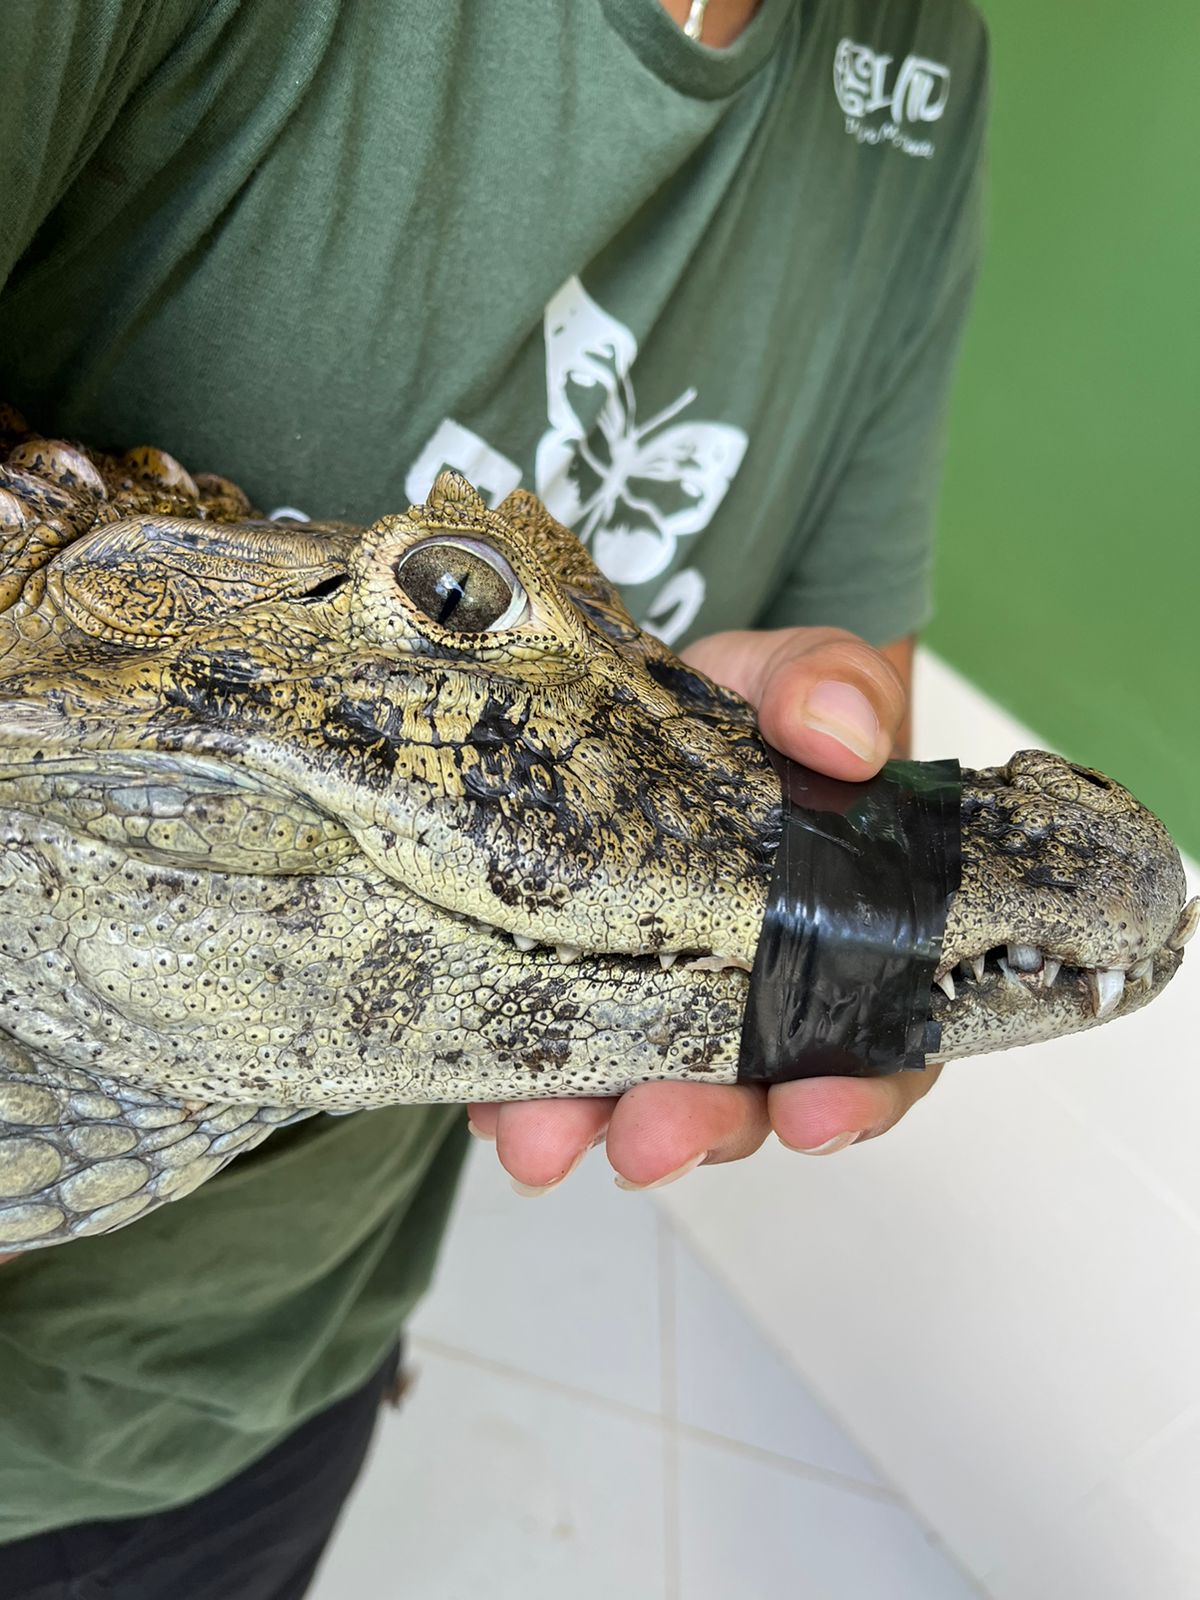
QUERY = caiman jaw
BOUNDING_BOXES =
[423,878,1198,1070]
[930,898,1195,1060]
[450,736,1199,1068]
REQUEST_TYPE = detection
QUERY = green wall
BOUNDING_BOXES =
[929,1,1199,857]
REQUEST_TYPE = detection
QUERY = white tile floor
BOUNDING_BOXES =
[311,1146,984,1599]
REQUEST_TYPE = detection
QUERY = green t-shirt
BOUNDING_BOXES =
[0,0,986,1540]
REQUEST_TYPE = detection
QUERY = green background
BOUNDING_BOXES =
[929,1,1199,858]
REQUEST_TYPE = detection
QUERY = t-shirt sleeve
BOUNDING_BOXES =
[0,0,169,288]
[758,31,988,648]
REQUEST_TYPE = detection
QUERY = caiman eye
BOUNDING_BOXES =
[393,537,529,632]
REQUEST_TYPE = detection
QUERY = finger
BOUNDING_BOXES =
[757,630,907,778]
[465,1103,500,1139]
[768,1063,944,1154]
[490,1098,614,1194]
[604,1081,771,1190]
[683,627,907,779]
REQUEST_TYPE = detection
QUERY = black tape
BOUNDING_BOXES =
[738,753,962,1082]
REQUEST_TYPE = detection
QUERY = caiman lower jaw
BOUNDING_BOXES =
[930,896,1197,1058]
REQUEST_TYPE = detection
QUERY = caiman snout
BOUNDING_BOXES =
[932,750,1194,1058]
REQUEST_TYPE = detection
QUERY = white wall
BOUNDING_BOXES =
[657,648,1200,1598]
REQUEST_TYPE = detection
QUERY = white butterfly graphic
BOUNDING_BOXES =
[534,277,748,587]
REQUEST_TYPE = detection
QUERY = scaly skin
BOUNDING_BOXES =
[0,409,1193,1250]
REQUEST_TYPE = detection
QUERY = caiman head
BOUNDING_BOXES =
[0,415,1194,1132]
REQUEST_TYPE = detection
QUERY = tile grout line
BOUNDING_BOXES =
[409,1332,660,1431]
[677,1421,900,1505]
[979,1396,1200,1595]
[647,1222,997,1597]
[658,1213,681,1600]
[408,1333,905,1507]
[655,1202,908,1486]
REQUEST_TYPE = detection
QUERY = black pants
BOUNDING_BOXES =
[0,1344,404,1600]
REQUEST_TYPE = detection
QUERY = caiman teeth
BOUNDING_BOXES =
[493,927,751,973]
[1006,944,1042,973]
[679,953,753,973]
[1168,897,1199,951]
[943,946,1154,1014]
[1088,967,1126,1018]
[498,923,1166,1013]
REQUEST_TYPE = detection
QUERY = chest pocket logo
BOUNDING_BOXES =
[833,38,951,159]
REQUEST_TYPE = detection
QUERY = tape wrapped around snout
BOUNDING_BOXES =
[738,753,963,1082]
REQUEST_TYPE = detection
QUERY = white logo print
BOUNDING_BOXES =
[535,277,747,588]
[406,277,748,643]
[833,38,950,160]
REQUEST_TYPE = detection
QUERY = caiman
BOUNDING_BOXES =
[0,409,1194,1251]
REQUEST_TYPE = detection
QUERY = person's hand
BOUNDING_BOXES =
[467,625,941,1194]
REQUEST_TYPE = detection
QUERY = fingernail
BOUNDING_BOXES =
[467,1119,495,1142]
[614,1151,709,1192]
[802,682,880,763]
[781,1131,861,1155]
[510,1145,589,1198]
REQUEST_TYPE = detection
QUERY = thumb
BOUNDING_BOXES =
[683,626,908,781]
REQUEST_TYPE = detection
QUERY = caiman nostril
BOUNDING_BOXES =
[1071,765,1112,790]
